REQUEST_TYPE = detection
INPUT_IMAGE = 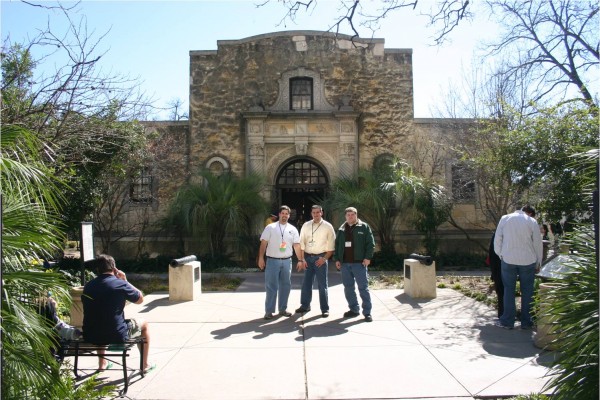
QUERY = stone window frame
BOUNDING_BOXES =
[450,161,476,203]
[269,67,336,112]
[205,156,230,176]
[129,167,155,205]
[289,77,313,110]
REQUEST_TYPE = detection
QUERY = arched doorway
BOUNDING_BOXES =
[276,159,329,227]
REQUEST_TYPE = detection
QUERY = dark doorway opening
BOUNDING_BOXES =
[276,159,329,228]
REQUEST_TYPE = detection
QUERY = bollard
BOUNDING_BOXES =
[168,256,201,301]
[404,254,437,299]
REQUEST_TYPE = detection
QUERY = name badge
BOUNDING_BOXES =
[345,241,352,248]
[280,242,287,252]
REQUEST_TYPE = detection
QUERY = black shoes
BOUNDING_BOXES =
[264,313,274,320]
[343,310,360,318]
[364,314,373,322]
[295,307,310,313]
[279,310,292,317]
[322,311,329,318]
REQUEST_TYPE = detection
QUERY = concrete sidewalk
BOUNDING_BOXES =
[74,271,554,399]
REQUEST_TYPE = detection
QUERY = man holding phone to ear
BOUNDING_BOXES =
[82,254,153,372]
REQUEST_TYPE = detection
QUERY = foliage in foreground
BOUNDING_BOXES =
[540,225,599,399]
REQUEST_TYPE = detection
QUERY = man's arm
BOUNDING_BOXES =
[258,239,268,270]
[115,268,144,304]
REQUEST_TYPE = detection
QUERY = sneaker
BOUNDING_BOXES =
[279,310,292,317]
[322,311,329,318]
[343,310,360,318]
[494,321,513,330]
[520,324,533,330]
[364,314,373,322]
[264,313,274,320]
[295,307,310,313]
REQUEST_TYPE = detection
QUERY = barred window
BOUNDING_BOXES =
[277,160,327,188]
[130,168,153,203]
[451,163,476,202]
[290,78,313,110]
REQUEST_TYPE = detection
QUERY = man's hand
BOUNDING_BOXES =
[296,260,306,271]
[258,257,265,271]
[114,268,127,281]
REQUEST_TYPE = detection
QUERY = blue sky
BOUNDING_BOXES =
[1,0,494,119]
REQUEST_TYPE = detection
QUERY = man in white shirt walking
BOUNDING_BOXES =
[494,205,543,329]
[295,205,336,318]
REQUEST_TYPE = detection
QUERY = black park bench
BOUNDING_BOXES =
[57,337,146,395]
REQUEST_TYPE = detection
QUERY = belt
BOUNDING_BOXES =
[266,256,291,259]
[305,253,325,257]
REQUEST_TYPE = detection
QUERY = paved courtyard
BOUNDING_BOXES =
[71,270,554,399]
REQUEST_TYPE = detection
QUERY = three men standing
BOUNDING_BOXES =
[493,205,543,330]
[258,205,302,320]
[295,205,336,318]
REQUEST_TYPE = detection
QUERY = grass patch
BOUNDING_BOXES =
[128,274,243,294]
[202,275,243,291]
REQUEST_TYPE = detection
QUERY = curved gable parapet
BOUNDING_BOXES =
[217,30,384,46]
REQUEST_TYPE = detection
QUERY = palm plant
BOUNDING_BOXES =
[325,169,399,253]
[540,148,599,399]
[163,169,268,258]
[1,125,72,398]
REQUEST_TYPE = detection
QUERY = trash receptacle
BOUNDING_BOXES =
[533,253,574,350]
[403,254,436,299]
[169,256,201,301]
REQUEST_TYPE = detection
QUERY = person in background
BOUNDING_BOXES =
[264,213,278,227]
[487,232,504,318]
[82,254,152,371]
[494,205,543,330]
[333,207,376,322]
[295,205,336,318]
[257,205,302,320]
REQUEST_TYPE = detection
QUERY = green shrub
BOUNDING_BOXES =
[541,225,598,400]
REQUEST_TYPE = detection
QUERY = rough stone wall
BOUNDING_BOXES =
[104,121,189,259]
[189,31,413,175]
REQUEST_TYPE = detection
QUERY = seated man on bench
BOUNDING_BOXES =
[82,254,152,372]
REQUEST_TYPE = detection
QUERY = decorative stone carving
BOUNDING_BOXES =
[295,143,308,155]
[249,144,264,156]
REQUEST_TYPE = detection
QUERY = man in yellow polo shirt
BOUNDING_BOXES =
[295,205,336,318]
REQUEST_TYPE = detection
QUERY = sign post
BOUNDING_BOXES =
[79,222,94,285]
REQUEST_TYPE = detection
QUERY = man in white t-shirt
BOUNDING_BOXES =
[257,205,302,320]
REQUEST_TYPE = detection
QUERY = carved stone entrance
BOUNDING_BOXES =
[275,159,328,225]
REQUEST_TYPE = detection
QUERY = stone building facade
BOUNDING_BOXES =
[108,31,492,258]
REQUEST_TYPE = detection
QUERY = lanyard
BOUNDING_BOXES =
[311,221,322,241]
[278,223,286,241]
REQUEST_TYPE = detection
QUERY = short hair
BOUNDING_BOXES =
[521,205,536,217]
[279,205,291,213]
[345,207,358,214]
[85,254,116,274]
[311,205,323,211]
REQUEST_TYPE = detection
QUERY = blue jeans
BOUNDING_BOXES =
[264,257,292,313]
[499,260,536,328]
[341,262,372,315]
[299,254,329,312]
